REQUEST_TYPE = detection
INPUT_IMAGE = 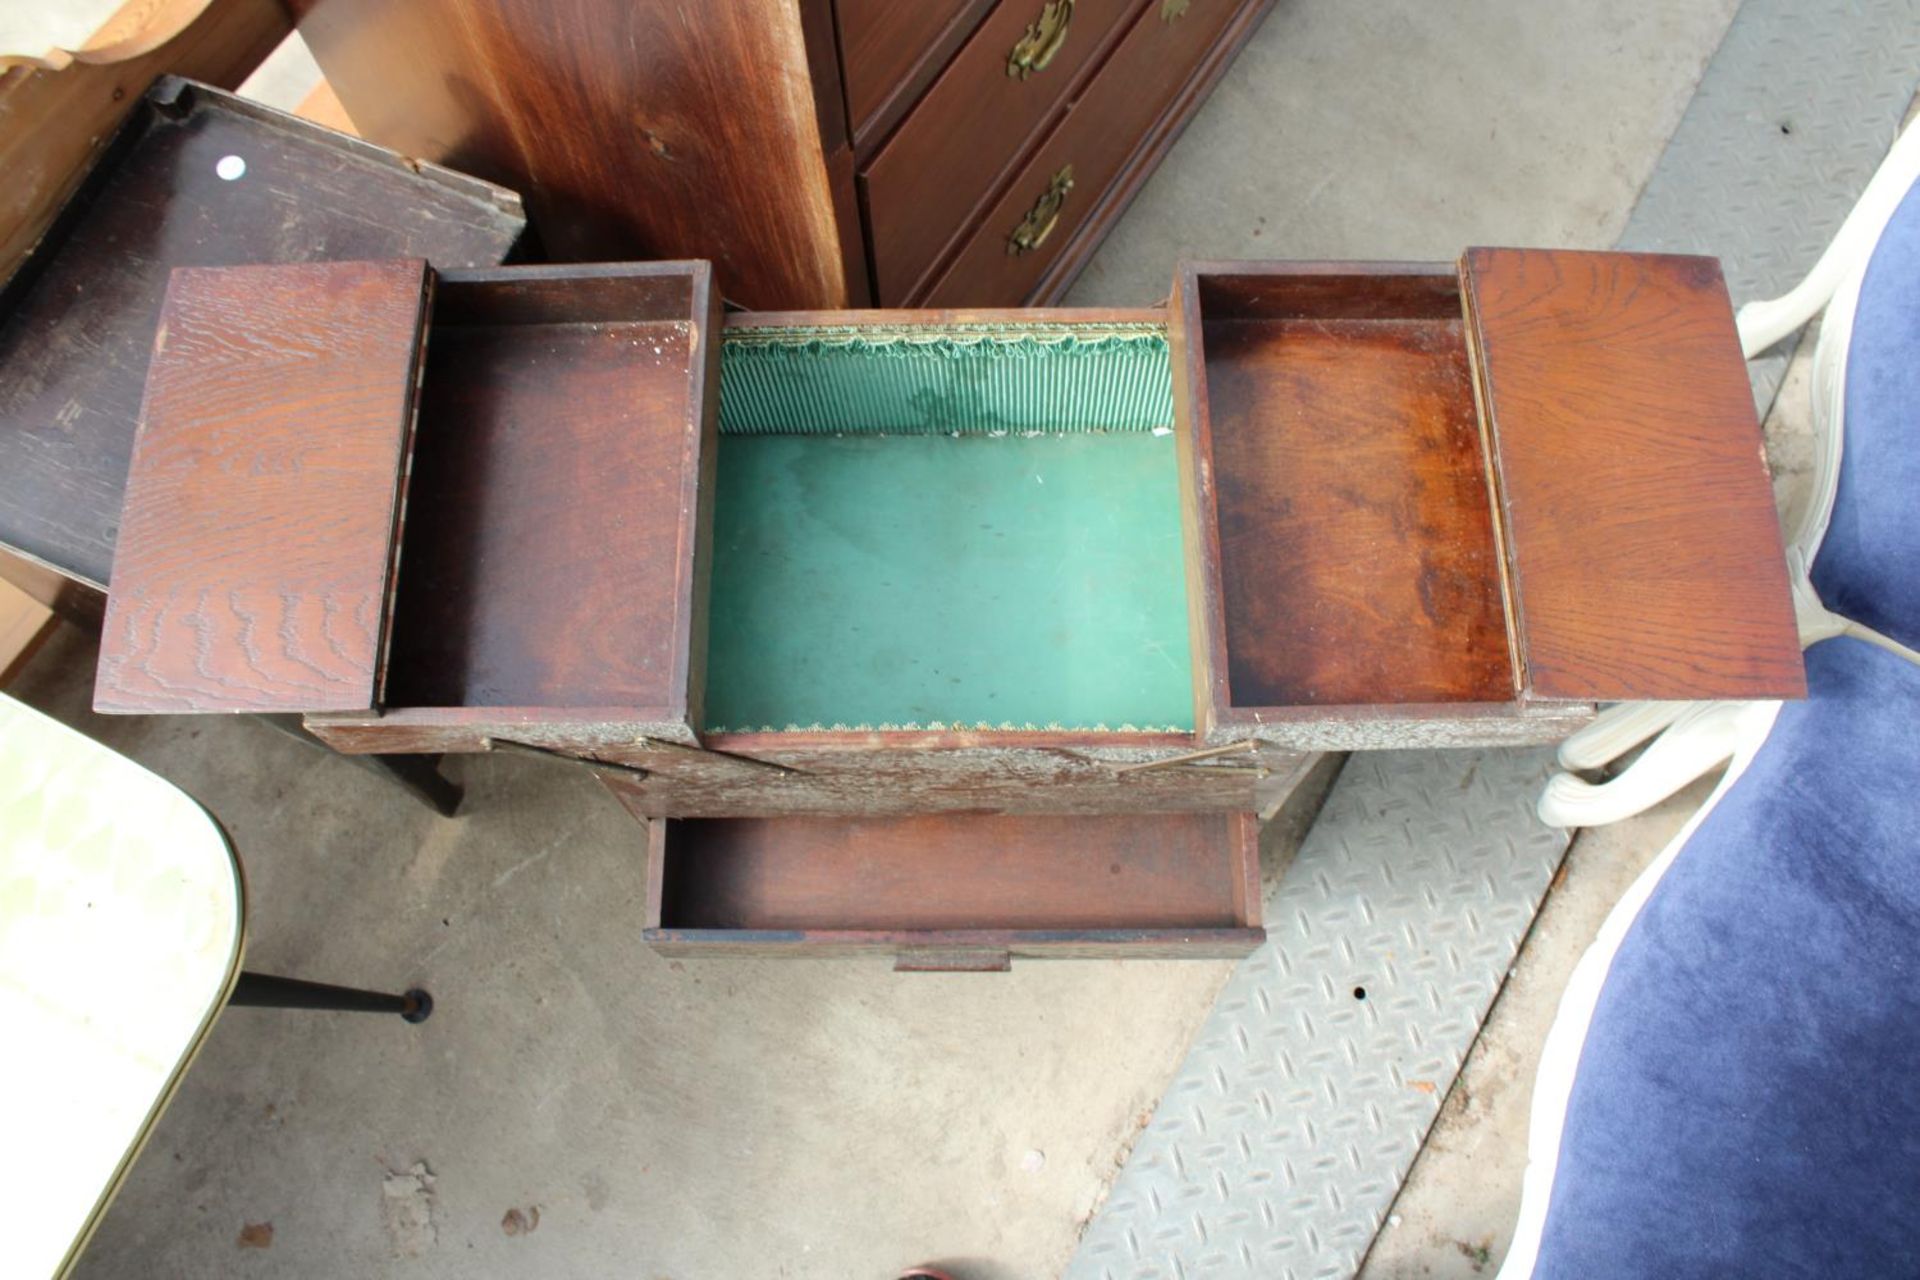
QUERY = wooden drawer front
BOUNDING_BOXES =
[922,0,1248,307]
[644,812,1263,966]
[863,0,1144,303]
[838,0,990,144]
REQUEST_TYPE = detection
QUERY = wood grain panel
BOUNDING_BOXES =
[379,263,718,736]
[95,259,430,714]
[1463,248,1805,701]
[838,0,992,146]
[652,811,1257,931]
[862,0,1142,302]
[1194,268,1513,709]
[920,0,1245,307]
[291,0,854,308]
[0,0,288,283]
[0,78,525,593]
[590,740,1270,817]
[1025,0,1274,304]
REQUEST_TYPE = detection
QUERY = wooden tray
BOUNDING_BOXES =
[0,76,525,599]
[1172,251,1805,747]
[644,810,1264,967]
[97,259,721,747]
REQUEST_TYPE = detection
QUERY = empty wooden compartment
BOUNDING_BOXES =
[96,258,720,747]
[1173,251,1805,747]
[645,810,1264,966]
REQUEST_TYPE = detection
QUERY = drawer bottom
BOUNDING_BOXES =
[645,811,1263,968]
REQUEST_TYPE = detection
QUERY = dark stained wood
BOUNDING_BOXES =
[373,262,720,739]
[648,928,1265,962]
[0,77,525,594]
[1462,248,1805,701]
[94,259,432,714]
[1189,265,1514,711]
[1171,259,1230,738]
[656,812,1254,929]
[838,0,991,148]
[0,0,291,282]
[587,737,1278,817]
[920,0,1253,307]
[1027,0,1277,305]
[643,810,1263,960]
[291,0,860,308]
[724,304,1167,331]
[292,0,1263,310]
[799,1,876,311]
[862,0,1144,303]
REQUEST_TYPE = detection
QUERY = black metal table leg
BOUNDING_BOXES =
[230,972,433,1023]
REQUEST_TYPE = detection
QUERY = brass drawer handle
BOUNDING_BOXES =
[1161,0,1190,19]
[1007,0,1074,79]
[1007,163,1074,255]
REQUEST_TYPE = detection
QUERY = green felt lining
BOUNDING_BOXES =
[702,325,1193,733]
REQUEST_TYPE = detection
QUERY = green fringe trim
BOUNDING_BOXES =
[703,721,1183,735]
[719,324,1175,436]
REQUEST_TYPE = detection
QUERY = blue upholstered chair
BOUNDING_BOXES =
[1502,121,1920,1278]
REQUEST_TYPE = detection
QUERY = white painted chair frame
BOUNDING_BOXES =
[1503,120,1920,1277]
[1536,116,1920,830]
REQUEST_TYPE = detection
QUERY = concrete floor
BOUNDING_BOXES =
[4,1,1749,1276]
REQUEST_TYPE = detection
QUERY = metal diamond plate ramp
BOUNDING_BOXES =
[1067,748,1567,1280]
[1616,0,1920,416]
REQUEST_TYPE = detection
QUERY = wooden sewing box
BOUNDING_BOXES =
[89,250,1802,968]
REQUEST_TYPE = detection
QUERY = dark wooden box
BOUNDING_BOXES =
[0,76,525,611]
[88,251,1802,962]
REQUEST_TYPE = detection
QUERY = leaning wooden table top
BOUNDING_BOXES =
[0,77,525,609]
[81,249,1802,967]
[0,694,243,1280]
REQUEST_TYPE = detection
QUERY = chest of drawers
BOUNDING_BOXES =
[291,0,1273,308]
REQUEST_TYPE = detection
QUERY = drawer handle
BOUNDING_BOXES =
[1161,0,1190,19]
[1006,163,1075,256]
[1006,0,1074,79]
[896,949,1012,973]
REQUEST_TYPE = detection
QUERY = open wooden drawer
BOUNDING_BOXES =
[644,811,1264,968]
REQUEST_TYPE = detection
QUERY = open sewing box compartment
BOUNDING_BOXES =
[91,251,1800,964]
[1172,252,1804,745]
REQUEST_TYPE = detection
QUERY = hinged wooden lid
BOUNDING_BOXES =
[95,259,431,713]
[1460,248,1805,702]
